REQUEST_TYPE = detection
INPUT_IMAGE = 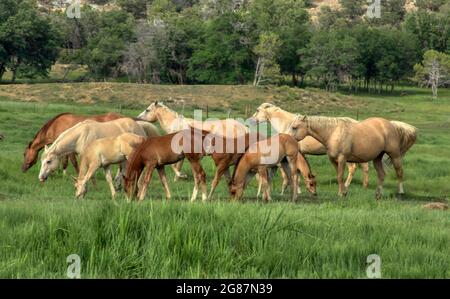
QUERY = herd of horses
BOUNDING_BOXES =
[20,102,417,202]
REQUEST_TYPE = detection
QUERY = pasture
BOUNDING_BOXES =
[0,84,449,278]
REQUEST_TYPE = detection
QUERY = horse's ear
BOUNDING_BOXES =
[302,115,307,121]
[44,145,49,153]
[154,100,158,106]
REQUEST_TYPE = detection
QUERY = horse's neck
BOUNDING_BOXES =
[307,121,337,147]
[233,158,251,186]
[30,131,48,151]
[48,131,78,157]
[268,110,296,133]
[157,108,185,133]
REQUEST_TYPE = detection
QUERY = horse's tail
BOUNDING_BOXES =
[124,144,145,198]
[383,121,418,166]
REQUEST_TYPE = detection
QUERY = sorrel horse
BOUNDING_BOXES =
[74,133,146,199]
[251,103,370,189]
[229,134,300,202]
[124,128,210,202]
[22,112,123,173]
[291,116,417,199]
[137,101,249,180]
[38,118,159,182]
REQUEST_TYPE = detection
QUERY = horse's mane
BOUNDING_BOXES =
[28,113,73,148]
[44,120,95,155]
[305,116,357,128]
[156,102,181,118]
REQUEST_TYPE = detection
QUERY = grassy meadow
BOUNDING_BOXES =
[0,83,449,278]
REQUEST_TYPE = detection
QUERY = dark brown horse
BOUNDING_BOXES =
[22,112,123,173]
[125,128,210,202]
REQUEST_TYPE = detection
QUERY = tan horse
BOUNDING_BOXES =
[125,128,210,202]
[22,112,123,173]
[290,116,417,199]
[137,101,249,180]
[38,118,159,182]
[251,103,370,189]
[229,134,299,202]
[74,133,146,199]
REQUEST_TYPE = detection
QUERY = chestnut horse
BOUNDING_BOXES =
[229,134,300,202]
[125,128,210,202]
[22,112,123,173]
[291,116,417,199]
[204,133,316,199]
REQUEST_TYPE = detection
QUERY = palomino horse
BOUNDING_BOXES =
[74,133,146,199]
[204,133,316,199]
[22,112,123,173]
[124,128,210,202]
[250,103,370,189]
[290,116,417,199]
[229,134,300,202]
[38,118,159,182]
[137,101,249,180]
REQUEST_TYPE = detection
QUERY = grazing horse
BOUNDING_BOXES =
[204,133,316,199]
[22,112,123,173]
[38,118,159,182]
[74,133,146,199]
[137,101,249,180]
[229,134,300,202]
[124,128,210,202]
[290,116,417,199]
[250,103,370,189]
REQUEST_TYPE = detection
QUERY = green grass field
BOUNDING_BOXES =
[0,84,449,278]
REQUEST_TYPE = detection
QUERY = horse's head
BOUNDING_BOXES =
[22,142,38,172]
[228,180,244,201]
[38,146,60,182]
[290,115,308,141]
[137,101,163,122]
[249,103,276,124]
[306,173,317,196]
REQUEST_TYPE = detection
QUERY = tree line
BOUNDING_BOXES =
[0,0,449,94]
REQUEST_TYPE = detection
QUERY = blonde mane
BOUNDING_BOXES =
[305,116,357,129]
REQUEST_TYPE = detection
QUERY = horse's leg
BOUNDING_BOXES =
[157,166,171,200]
[137,165,155,202]
[209,161,228,200]
[189,158,207,202]
[337,155,347,197]
[373,155,385,200]
[345,163,357,188]
[76,163,99,199]
[390,156,404,195]
[256,173,263,198]
[278,165,289,195]
[361,163,370,189]
[104,165,116,200]
[172,159,187,182]
[114,161,126,191]
[286,156,299,202]
[69,153,79,174]
[257,167,271,203]
[61,155,69,176]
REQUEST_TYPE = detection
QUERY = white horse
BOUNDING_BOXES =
[38,118,159,182]
[250,103,370,189]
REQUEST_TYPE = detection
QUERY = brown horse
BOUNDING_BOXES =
[22,112,123,173]
[229,134,300,202]
[125,128,210,202]
[291,116,417,199]
[204,133,316,199]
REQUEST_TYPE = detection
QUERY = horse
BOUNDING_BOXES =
[124,128,210,202]
[74,133,146,199]
[229,134,300,202]
[22,112,123,173]
[204,132,316,199]
[137,101,249,180]
[290,116,417,199]
[250,103,370,189]
[38,118,160,182]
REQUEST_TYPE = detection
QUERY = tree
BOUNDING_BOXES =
[414,50,450,99]
[0,0,60,82]
[253,32,282,86]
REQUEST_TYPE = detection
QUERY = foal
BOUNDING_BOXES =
[74,133,146,199]
[125,128,210,202]
[229,134,300,202]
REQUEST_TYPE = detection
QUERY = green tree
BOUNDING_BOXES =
[414,50,450,99]
[253,32,282,86]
